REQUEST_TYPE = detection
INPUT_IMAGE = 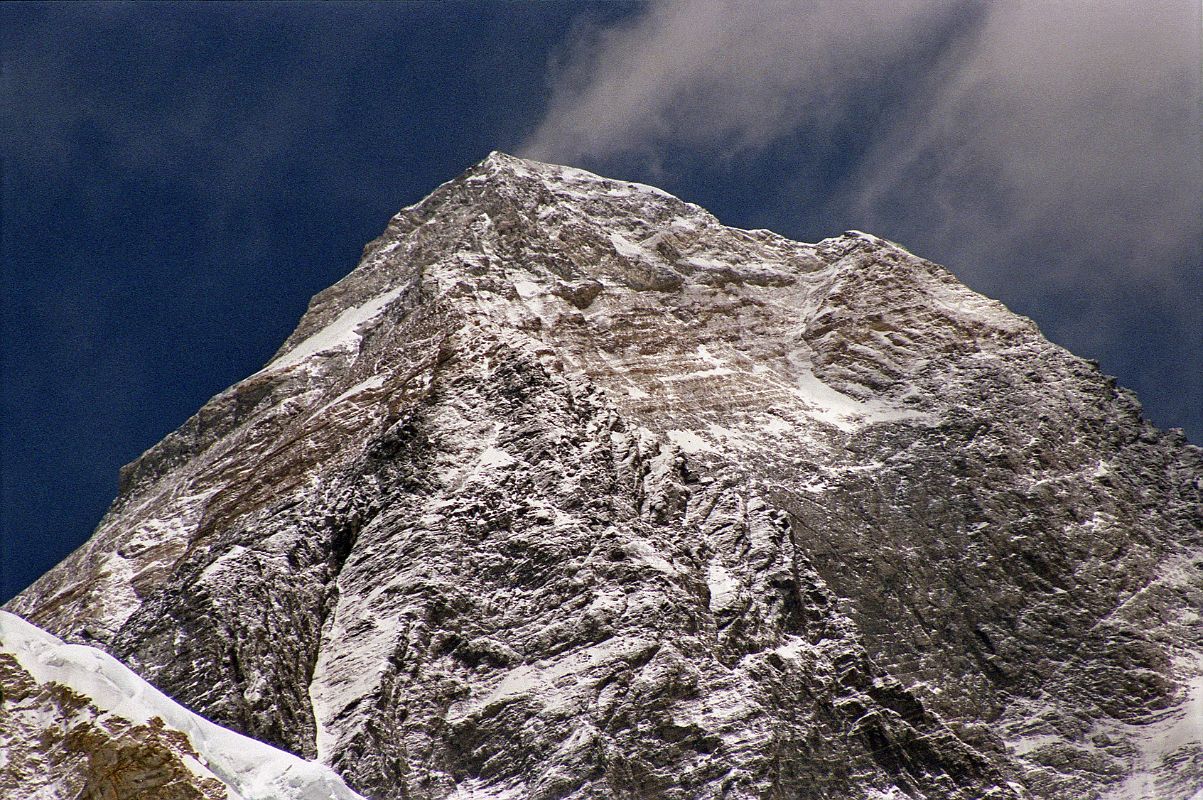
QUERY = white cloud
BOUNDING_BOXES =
[520,0,962,165]
[846,1,1203,308]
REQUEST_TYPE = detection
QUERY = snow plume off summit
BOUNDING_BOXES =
[5,153,1202,799]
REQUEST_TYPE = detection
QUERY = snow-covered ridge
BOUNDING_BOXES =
[0,611,365,800]
[479,150,676,199]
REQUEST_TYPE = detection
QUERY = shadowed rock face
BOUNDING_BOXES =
[7,153,1201,799]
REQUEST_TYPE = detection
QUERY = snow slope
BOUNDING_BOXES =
[0,611,364,800]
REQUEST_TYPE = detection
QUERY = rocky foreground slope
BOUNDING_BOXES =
[5,153,1201,799]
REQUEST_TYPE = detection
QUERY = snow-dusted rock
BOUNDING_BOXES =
[7,152,1201,798]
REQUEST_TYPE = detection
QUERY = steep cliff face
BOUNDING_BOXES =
[6,153,1201,799]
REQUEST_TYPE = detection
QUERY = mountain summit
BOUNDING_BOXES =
[6,153,1202,799]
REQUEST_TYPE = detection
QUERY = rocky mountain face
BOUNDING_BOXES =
[5,152,1201,799]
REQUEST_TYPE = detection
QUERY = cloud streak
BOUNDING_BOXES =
[521,0,964,165]
[847,2,1202,301]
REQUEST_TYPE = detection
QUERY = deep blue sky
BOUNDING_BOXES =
[3,2,1200,603]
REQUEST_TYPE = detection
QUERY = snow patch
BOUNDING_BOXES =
[696,345,723,366]
[609,232,646,260]
[477,447,517,470]
[666,429,713,454]
[513,280,540,299]
[761,417,792,436]
[786,350,928,431]
[1104,660,1203,799]
[446,776,530,800]
[1008,733,1063,756]
[706,561,740,612]
[661,365,735,381]
[0,612,365,800]
[327,375,387,407]
[685,255,733,270]
[450,637,656,722]
[269,286,405,370]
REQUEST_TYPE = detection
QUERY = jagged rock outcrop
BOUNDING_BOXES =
[6,153,1201,799]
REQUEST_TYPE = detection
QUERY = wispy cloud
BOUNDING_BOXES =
[521,0,964,166]
[845,2,1202,310]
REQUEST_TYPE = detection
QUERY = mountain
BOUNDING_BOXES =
[5,152,1201,799]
